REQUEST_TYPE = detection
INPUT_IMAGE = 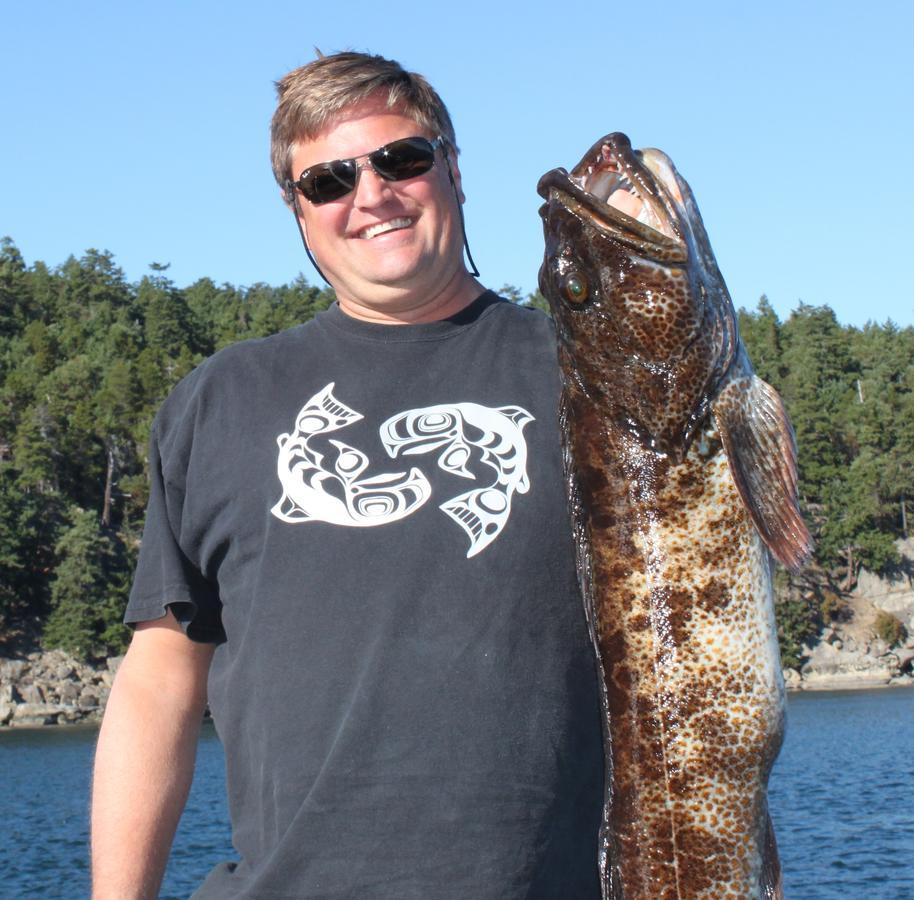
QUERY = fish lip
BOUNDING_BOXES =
[538,167,687,262]
[538,131,690,261]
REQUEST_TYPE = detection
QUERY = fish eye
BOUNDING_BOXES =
[562,272,589,306]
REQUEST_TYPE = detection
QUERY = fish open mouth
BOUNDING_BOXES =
[571,138,680,240]
[538,133,687,259]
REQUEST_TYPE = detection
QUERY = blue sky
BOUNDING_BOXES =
[3,0,912,327]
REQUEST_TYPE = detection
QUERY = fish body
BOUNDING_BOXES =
[537,134,811,899]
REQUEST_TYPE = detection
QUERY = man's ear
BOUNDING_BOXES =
[282,185,309,237]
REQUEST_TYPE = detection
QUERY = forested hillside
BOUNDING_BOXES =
[0,238,335,658]
[1,238,912,663]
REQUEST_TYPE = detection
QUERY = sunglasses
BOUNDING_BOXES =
[292,136,444,205]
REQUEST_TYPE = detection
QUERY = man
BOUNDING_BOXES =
[91,52,604,899]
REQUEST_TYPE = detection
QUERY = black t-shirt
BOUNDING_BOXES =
[126,292,604,899]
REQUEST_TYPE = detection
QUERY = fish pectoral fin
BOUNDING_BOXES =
[712,370,813,572]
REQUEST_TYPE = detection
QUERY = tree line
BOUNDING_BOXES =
[1,238,911,663]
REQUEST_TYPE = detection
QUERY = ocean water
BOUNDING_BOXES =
[768,689,914,899]
[0,689,912,898]
[0,720,231,900]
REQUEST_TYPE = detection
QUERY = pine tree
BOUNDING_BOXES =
[778,304,855,506]
[738,296,784,388]
[43,507,130,660]
[0,466,64,645]
[0,237,29,339]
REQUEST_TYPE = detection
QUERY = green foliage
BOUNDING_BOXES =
[43,507,131,660]
[740,299,914,576]
[2,237,912,664]
[0,466,63,640]
[872,610,907,647]
[737,296,783,387]
[0,239,335,655]
[778,304,855,505]
[775,594,820,670]
[770,566,822,669]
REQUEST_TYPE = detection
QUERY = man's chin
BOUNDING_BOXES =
[346,253,434,292]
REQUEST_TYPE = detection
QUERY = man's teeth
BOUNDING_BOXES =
[359,217,413,239]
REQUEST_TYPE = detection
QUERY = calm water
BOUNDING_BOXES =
[1,690,912,899]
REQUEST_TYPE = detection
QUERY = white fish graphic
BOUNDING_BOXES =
[272,383,431,527]
[380,403,534,557]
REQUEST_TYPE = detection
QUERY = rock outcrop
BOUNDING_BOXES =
[797,627,914,690]
[854,537,914,632]
[0,650,122,727]
[786,538,914,690]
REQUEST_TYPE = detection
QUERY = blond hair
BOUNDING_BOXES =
[270,51,458,188]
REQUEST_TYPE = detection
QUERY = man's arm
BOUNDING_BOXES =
[91,609,216,900]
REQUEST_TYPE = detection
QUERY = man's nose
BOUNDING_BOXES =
[351,165,393,207]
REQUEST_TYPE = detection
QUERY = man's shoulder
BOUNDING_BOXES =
[152,318,322,435]
[477,294,557,357]
[478,293,554,333]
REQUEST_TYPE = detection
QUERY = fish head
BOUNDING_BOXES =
[538,132,737,457]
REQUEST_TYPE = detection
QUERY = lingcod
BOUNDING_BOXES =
[537,133,811,899]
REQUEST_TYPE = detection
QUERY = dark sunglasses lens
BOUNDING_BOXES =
[297,139,437,204]
[299,159,357,204]
[371,139,436,181]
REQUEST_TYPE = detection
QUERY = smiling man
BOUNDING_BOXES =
[91,52,604,899]
[283,93,478,322]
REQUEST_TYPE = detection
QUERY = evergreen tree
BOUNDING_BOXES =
[0,237,29,339]
[0,466,64,644]
[738,296,784,388]
[137,271,199,359]
[778,304,855,506]
[13,406,59,493]
[43,507,130,660]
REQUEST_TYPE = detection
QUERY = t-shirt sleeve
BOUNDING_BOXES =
[124,414,225,644]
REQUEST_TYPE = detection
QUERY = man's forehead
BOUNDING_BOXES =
[312,94,424,142]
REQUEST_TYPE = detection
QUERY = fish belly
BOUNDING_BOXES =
[576,425,785,900]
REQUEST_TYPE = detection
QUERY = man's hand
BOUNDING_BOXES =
[91,609,215,899]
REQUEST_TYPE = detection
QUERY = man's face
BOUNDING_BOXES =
[289,95,473,322]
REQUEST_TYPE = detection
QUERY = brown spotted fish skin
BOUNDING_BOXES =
[538,134,810,899]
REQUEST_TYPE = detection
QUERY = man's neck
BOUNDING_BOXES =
[335,271,484,325]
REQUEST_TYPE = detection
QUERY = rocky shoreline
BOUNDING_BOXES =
[785,648,914,692]
[788,538,914,692]
[2,642,912,731]
[0,649,121,728]
[3,541,913,728]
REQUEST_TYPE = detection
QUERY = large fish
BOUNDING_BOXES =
[537,134,812,899]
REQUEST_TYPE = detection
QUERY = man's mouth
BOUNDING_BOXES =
[357,217,414,240]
